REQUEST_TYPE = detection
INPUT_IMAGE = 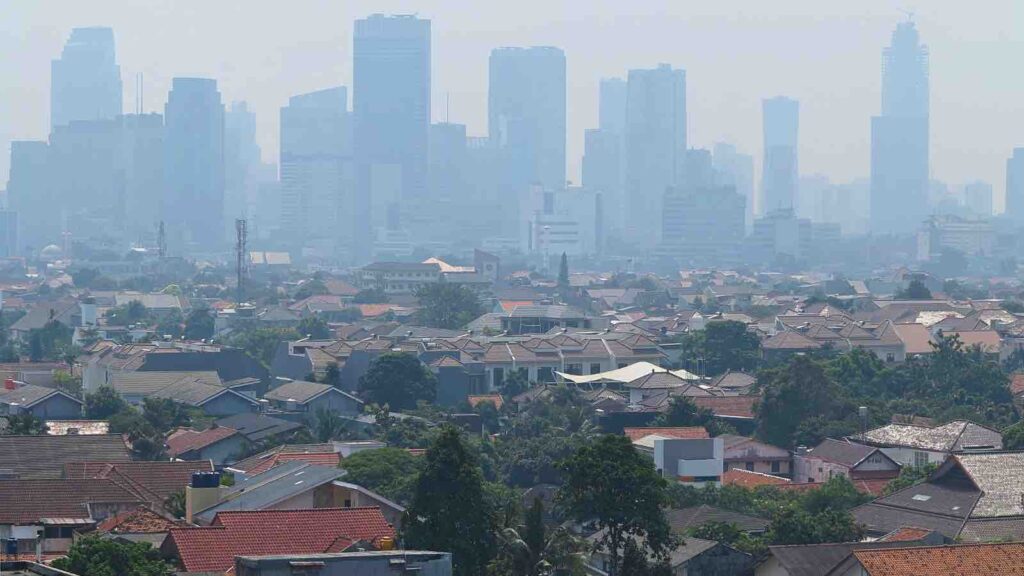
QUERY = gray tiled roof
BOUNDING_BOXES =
[852,503,969,539]
[0,435,131,479]
[666,505,768,534]
[767,540,937,576]
[263,380,333,404]
[0,384,79,408]
[807,438,877,467]
[195,462,344,523]
[957,452,1024,517]
[959,517,1024,542]
[109,371,222,396]
[862,421,1002,452]
[150,378,254,407]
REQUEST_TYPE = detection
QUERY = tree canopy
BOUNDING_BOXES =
[341,447,423,505]
[52,535,173,576]
[360,352,437,410]
[404,426,496,576]
[676,320,760,376]
[415,282,482,329]
[559,434,671,576]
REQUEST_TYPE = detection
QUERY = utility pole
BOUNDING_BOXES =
[235,218,247,305]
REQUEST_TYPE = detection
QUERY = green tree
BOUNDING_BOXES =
[360,352,437,410]
[4,413,49,435]
[53,370,83,396]
[341,447,423,505]
[690,521,742,545]
[766,506,863,545]
[895,278,933,300]
[85,386,129,419]
[499,369,530,398]
[294,278,329,300]
[226,327,300,366]
[490,497,587,576]
[755,355,851,448]
[52,535,173,576]
[155,308,184,339]
[105,300,149,326]
[404,426,496,576]
[323,362,342,389]
[677,320,760,376]
[141,397,194,433]
[313,407,349,442]
[883,463,939,495]
[28,319,72,361]
[652,396,735,436]
[297,316,331,339]
[559,435,672,576]
[183,307,215,340]
[557,252,570,289]
[164,490,186,519]
[415,282,482,329]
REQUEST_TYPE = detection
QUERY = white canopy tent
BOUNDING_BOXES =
[555,361,700,384]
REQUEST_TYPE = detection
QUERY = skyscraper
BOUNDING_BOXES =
[353,14,430,258]
[624,64,686,248]
[163,78,225,248]
[871,21,929,234]
[6,141,53,249]
[225,101,263,238]
[120,113,165,236]
[1006,149,1024,222]
[50,27,122,131]
[280,87,352,247]
[962,181,993,218]
[598,77,627,135]
[488,46,567,195]
[712,143,755,231]
[584,78,628,237]
[762,97,799,214]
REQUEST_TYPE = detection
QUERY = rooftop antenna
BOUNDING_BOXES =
[235,218,247,305]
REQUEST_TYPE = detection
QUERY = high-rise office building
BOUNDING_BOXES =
[163,78,225,248]
[599,77,627,134]
[6,141,53,250]
[489,46,567,197]
[625,64,687,248]
[584,78,628,237]
[962,181,993,218]
[353,14,430,258]
[712,143,755,232]
[871,21,929,234]
[51,27,122,131]
[762,97,799,214]
[225,101,264,238]
[1006,149,1024,222]
[120,113,165,236]
[0,211,18,258]
[280,87,352,247]
[48,118,126,233]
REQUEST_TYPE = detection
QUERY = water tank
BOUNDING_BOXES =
[191,471,222,488]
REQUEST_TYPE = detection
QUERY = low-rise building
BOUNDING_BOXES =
[0,382,82,420]
[859,420,1003,467]
[234,551,452,576]
[793,438,900,484]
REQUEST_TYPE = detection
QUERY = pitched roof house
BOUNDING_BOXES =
[0,434,130,479]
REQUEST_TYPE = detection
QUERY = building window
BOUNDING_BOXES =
[771,461,781,474]
[537,367,554,383]
[590,363,602,374]
[745,462,755,471]
[565,363,583,375]
[886,352,895,362]
[913,450,929,468]
[493,368,504,387]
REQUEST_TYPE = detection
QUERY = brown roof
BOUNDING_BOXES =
[467,394,504,410]
[0,434,131,479]
[762,330,823,350]
[691,396,758,418]
[722,468,792,488]
[623,427,709,441]
[852,542,1024,576]
[165,427,239,457]
[96,506,181,534]
[64,460,213,502]
[879,527,936,543]
[1012,373,1024,396]
[0,478,143,524]
[893,323,935,355]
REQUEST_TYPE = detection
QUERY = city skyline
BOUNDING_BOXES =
[4,2,1024,211]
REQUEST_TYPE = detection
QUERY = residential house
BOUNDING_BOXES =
[844,542,1024,576]
[106,370,222,404]
[214,413,306,446]
[0,434,130,479]
[653,437,724,487]
[500,305,595,335]
[163,507,396,574]
[587,531,754,576]
[63,460,214,507]
[859,420,1003,467]
[166,426,246,466]
[150,377,260,417]
[112,291,188,319]
[667,504,769,536]
[263,380,363,417]
[721,435,793,477]
[9,299,79,342]
[0,478,143,554]
[755,538,945,576]
[357,261,442,295]
[234,551,453,576]
[853,451,1024,541]
[229,444,341,476]
[793,438,900,484]
[94,506,182,548]
[0,382,82,419]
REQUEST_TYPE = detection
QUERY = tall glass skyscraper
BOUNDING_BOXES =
[624,64,687,249]
[163,78,225,247]
[50,27,122,131]
[353,14,431,259]
[1007,149,1024,223]
[871,21,929,235]
[488,46,567,196]
[762,97,799,215]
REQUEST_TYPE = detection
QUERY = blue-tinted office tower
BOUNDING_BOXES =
[6,141,54,250]
[625,64,687,248]
[353,14,431,259]
[871,21,929,234]
[762,97,799,215]
[489,46,567,199]
[51,27,122,131]
[163,78,225,248]
[1007,149,1024,223]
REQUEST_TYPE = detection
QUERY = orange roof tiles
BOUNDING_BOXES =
[853,542,1024,576]
[165,426,239,457]
[879,526,935,543]
[240,451,340,476]
[166,507,395,573]
[96,506,180,534]
[623,427,710,441]
[467,394,504,410]
[721,468,792,488]
[691,396,758,419]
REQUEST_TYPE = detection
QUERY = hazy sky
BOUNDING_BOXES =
[4,1,1023,209]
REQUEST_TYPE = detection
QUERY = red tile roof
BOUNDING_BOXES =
[467,394,504,410]
[853,542,1024,576]
[237,451,340,476]
[65,460,213,501]
[165,427,239,457]
[691,396,758,419]
[165,507,395,573]
[879,526,935,543]
[0,479,143,524]
[721,468,792,488]
[1011,373,1024,396]
[95,506,180,534]
[623,427,710,441]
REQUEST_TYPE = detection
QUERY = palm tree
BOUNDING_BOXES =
[491,498,587,576]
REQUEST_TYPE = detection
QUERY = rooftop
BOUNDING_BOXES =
[853,542,1024,576]
[0,434,130,479]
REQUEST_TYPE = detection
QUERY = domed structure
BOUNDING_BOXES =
[40,244,63,261]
